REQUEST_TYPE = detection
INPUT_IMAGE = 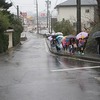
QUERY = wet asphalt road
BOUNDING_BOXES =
[0,32,100,100]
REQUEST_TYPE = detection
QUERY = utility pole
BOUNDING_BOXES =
[46,0,51,28]
[77,0,81,34]
[17,5,19,19]
[48,11,51,33]
[36,0,39,33]
[51,15,53,33]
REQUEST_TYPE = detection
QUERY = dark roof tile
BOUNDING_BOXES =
[56,0,97,7]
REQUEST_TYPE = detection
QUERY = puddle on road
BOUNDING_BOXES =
[60,57,100,68]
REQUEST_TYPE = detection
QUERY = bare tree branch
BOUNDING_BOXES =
[96,0,100,21]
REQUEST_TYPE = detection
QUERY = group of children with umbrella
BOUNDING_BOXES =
[48,32,89,55]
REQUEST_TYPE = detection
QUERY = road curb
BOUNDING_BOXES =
[46,38,100,63]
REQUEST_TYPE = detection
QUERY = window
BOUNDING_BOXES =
[85,9,89,13]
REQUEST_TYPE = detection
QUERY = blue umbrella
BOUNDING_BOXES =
[56,35,63,44]
[56,35,63,40]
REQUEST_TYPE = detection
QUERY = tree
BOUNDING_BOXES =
[0,0,12,53]
[0,0,23,53]
[53,19,75,36]
[86,0,100,54]
[96,0,100,21]
[9,16,23,46]
[0,12,10,32]
[0,0,12,32]
[0,12,10,53]
[0,0,12,10]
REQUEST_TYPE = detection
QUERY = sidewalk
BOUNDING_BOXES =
[46,39,100,63]
[20,32,27,41]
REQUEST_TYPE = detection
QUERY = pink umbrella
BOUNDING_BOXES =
[76,32,88,39]
[61,38,66,47]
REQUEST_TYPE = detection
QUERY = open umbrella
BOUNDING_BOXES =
[56,35,63,44]
[56,35,63,40]
[56,32,63,35]
[51,32,56,35]
[48,36,53,41]
[92,31,100,38]
[66,35,76,39]
[65,35,76,42]
[76,32,88,39]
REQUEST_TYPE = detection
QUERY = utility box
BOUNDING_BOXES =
[5,29,14,49]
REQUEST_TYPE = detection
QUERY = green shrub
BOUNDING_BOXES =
[0,12,10,32]
[11,19,23,46]
[86,23,100,53]
[0,12,9,53]
[0,1,23,53]
[0,33,9,53]
[53,19,75,35]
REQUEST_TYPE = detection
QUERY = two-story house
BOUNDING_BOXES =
[55,0,98,30]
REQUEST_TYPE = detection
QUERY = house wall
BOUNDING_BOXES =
[57,7,77,22]
[57,6,96,29]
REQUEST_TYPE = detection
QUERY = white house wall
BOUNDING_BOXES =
[81,6,94,22]
[81,6,95,28]
[57,6,95,28]
[57,7,77,22]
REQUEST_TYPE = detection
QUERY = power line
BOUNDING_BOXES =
[54,0,59,7]
[9,0,17,9]
[9,0,22,18]
[51,0,60,14]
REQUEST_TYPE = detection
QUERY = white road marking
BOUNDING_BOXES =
[51,66,100,72]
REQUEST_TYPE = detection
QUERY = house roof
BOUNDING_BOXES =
[55,0,97,8]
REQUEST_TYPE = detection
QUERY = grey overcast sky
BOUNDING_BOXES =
[6,0,66,15]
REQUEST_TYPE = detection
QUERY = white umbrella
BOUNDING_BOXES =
[48,36,53,41]
[76,32,88,39]
[51,33,56,35]
[56,32,63,35]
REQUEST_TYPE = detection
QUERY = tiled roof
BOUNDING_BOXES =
[56,0,97,7]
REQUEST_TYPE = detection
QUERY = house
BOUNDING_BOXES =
[55,0,98,30]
